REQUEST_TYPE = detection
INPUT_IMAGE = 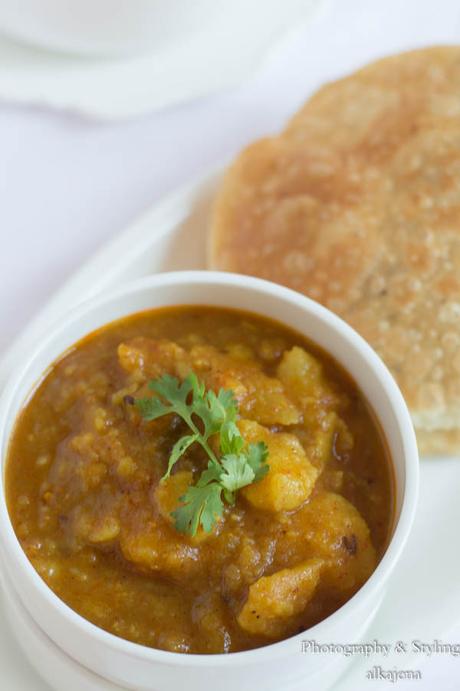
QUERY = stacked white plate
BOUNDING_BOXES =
[0,0,326,118]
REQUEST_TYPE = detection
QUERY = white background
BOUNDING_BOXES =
[1,0,460,688]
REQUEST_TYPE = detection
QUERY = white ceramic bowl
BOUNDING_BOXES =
[0,271,418,691]
[0,0,323,57]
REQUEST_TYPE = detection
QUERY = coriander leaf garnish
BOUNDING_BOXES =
[172,482,224,536]
[164,433,198,480]
[135,373,269,536]
[246,441,270,481]
[219,454,256,494]
[220,419,244,455]
[197,461,223,487]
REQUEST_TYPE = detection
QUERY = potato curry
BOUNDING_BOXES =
[6,307,393,653]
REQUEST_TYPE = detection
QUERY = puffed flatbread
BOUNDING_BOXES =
[209,47,460,455]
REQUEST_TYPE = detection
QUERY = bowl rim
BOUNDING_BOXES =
[0,270,419,667]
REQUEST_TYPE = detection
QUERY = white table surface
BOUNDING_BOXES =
[1,0,460,688]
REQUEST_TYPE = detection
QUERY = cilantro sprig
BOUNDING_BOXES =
[135,373,269,536]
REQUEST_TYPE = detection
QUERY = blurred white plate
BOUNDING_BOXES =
[0,169,459,690]
[0,0,326,119]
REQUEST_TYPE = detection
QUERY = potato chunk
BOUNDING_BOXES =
[289,492,376,593]
[301,411,354,471]
[154,472,217,543]
[239,420,318,511]
[86,515,120,544]
[237,558,323,637]
[155,471,193,525]
[190,345,300,426]
[119,519,201,579]
[277,346,343,413]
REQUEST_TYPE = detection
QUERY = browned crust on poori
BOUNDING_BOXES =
[209,46,460,453]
